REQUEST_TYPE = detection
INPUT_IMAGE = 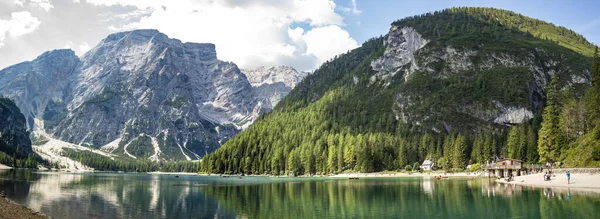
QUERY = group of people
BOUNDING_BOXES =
[543,169,571,184]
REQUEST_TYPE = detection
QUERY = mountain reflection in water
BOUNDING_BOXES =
[1,170,599,219]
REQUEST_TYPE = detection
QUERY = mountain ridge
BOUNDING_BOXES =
[0,29,307,162]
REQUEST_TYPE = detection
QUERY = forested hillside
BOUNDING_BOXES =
[200,7,598,175]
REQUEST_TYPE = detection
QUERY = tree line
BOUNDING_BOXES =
[61,148,198,172]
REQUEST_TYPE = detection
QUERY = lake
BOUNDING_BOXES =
[0,170,599,219]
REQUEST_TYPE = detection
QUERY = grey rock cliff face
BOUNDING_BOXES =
[54,30,259,161]
[241,65,308,110]
[371,26,429,83]
[0,49,79,131]
[242,65,308,88]
[0,29,306,161]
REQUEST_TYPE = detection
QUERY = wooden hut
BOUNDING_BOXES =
[482,158,523,178]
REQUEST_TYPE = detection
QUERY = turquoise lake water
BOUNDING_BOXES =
[0,170,599,218]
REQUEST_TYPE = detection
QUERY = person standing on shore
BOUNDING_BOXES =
[566,171,571,184]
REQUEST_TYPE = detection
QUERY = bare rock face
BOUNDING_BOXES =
[0,49,79,131]
[371,26,429,82]
[241,65,308,111]
[493,107,534,124]
[55,30,257,161]
[242,65,308,88]
[0,29,305,161]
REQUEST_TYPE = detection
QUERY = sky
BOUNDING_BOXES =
[0,0,599,72]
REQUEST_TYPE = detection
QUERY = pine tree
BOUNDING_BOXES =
[344,135,356,170]
[538,76,563,163]
[482,134,493,163]
[326,135,337,173]
[525,124,539,163]
[471,133,483,163]
[443,135,455,170]
[506,126,520,158]
[419,134,434,161]
[337,143,344,173]
[397,140,408,170]
[453,134,468,170]
[517,125,528,160]
[287,149,301,175]
[327,143,337,173]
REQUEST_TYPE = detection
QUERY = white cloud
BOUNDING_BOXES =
[0,11,41,47]
[340,0,362,15]
[30,0,53,11]
[350,0,361,15]
[64,41,74,49]
[13,0,25,6]
[303,25,358,63]
[79,42,90,53]
[289,0,343,26]
[13,0,54,12]
[62,41,92,55]
[80,0,356,71]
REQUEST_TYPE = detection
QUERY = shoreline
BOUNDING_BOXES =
[0,164,12,170]
[0,196,49,219]
[198,171,483,178]
[147,171,203,176]
[328,172,482,178]
[496,173,600,191]
[7,167,600,192]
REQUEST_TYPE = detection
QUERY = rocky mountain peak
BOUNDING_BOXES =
[238,65,309,112]
[37,49,77,61]
[0,29,312,162]
[0,48,79,131]
[241,65,308,88]
[0,29,304,161]
[103,29,164,44]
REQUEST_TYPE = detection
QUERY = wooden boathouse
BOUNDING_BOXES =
[482,158,523,178]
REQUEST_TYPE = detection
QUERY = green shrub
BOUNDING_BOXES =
[412,162,420,172]
[469,163,482,172]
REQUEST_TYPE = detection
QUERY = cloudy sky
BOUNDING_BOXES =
[0,0,599,71]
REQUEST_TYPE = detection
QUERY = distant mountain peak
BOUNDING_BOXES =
[104,29,162,42]
[241,65,309,88]
[86,29,218,65]
[38,49,76,58]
